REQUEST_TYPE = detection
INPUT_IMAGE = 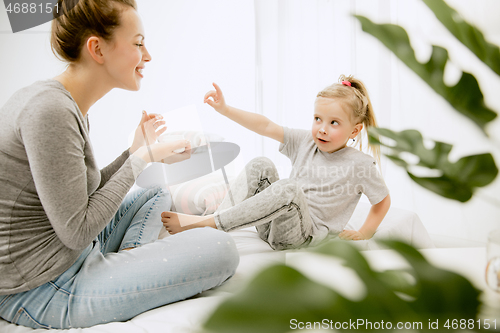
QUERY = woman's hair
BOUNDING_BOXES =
[317,74,380,164]
[51,0,137,63]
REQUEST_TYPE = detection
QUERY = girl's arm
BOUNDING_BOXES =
[204,83,284,143]
[339,194,391,241]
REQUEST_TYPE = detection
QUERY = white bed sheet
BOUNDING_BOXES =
[0,203,433,333]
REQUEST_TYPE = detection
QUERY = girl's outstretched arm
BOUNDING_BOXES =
[339,194,391,241]
[204,83,284,143]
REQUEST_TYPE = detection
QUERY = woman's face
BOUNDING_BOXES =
[101,7,151,91]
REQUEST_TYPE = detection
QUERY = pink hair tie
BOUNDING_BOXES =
[341,81,351,87]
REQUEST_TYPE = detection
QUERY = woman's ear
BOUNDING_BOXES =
[350,123,363,139]
[85,36,105,64]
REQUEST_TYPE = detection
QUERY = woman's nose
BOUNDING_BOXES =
[143,46,152,62]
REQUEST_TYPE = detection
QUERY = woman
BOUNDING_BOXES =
[0,0,239,329]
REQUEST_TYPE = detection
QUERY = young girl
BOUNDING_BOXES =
[162,75,391,249]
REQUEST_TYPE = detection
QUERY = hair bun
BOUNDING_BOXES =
[51,0,137,63]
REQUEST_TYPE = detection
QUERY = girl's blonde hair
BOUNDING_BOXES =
[316,74,380,164]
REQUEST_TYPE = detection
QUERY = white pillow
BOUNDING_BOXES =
[168,171,232,215]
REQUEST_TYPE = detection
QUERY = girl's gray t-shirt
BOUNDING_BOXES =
[279,127,389,244]
[0,80,146,295]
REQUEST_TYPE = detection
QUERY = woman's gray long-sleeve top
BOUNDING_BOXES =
[0,80,146,295]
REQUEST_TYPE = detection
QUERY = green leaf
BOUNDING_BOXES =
[203,264,347,333]
[376,269,418,298]
[379,241,481,317]
[355,15,497,132]
[369,127,498,202]
[422,0,500,77]
[203,241,481,332]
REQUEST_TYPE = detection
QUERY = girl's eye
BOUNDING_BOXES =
[315,117,320,122]
[136,43,143,47]
[331,120,339,125]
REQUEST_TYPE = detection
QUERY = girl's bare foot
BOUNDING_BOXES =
[161,211,216,234]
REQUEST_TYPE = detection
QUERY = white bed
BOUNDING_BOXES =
[0,198,434,333]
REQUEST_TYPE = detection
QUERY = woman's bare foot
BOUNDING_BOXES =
[161,211,216,234]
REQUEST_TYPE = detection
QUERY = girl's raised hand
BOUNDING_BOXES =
[204,83,228,114]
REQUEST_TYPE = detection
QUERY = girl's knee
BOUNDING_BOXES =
[248,156,272,165]
[269,179,303,200]
[248,156,276,172]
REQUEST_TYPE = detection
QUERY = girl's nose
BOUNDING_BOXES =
[319,128,327,134]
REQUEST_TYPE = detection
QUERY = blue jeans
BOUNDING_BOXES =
[214,157,313,250]
[0,187,239,329]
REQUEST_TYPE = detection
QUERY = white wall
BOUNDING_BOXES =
[0,0,255,176]
[1,0,499,245]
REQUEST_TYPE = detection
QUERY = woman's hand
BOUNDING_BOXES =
[161,141,192,164]
[204,83,228,114]
[339,229,371,241]
[130,111,167,154]
[133,140,191,164]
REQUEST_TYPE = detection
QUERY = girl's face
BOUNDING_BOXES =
[311,97,362,153]
[101,7,151,91]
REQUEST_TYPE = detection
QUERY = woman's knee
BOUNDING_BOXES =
[146,185,167,198]
[185,228,239,273]
[144,186,172,211]
[207,229,240,270]
[157,187,172,209]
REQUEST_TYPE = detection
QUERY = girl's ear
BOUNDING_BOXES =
[85,36,105,64]
[350,123,363,139]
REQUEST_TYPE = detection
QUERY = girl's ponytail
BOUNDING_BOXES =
[347,75,380,165]
[363,102,381,166]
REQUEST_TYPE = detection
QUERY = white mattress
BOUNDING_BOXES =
[0,203,433,333]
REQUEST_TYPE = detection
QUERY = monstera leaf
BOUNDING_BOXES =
[369,127,498,202]
[355,15,497,133]
[203,240,480,333]
[422,0,500,77]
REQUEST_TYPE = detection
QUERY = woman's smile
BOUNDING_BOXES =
[135,67,144,78]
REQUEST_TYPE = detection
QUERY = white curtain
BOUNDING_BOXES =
[253,0,500,243]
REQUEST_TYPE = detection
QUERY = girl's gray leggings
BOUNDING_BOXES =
[214,157,313,250]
